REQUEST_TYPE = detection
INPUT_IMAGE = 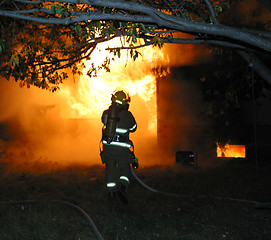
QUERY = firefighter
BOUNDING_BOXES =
[100,90,138,204]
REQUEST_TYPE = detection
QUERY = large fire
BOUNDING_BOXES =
[0,33,211,169]
[59,37,164,135]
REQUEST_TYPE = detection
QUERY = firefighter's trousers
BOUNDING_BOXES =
[101,144,134,192]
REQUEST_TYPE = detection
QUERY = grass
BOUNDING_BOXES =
[0,158,270,240]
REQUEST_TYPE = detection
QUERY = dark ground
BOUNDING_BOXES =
[0,157,270,240]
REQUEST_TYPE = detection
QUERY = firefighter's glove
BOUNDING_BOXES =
[132,157,139,169]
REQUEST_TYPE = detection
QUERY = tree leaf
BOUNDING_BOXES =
[95,21,101,29]
[69,5,73,13]
[56,4,62,15]
[0,39,4,53]
[50,5,56,14]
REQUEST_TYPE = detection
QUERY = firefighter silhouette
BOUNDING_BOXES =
[100,90,138,203]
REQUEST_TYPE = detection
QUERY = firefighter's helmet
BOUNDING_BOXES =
[111,90,130,105]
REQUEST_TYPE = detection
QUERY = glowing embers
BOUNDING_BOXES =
[216,143,246,158]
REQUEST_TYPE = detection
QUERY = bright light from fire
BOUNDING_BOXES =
[60,37,163,135]
[217,143,246,158]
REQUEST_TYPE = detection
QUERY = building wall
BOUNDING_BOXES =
[157,66,217,165]
[157,65,271,164]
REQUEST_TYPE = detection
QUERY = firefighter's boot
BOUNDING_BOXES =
[117,183,128,204]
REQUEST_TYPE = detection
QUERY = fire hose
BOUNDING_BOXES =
[131,168,271,208]
[0,168,181,240]
[131,167,181,197]
[0,167,180,240]
[1,167,270,240]
[0,199,104,240]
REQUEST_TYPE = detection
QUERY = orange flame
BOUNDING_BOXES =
[59,37,166,135]
[0,32,214,169]
[217,143,246,158]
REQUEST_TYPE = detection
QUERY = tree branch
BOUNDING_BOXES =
[1,0,271,87]
[2,0,271,53]
[237,50,271,86]
[203,0,219,24]
[202,0,271,86]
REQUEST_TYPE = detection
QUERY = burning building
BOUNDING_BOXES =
[1,35,270,170]
[0,35,212,169]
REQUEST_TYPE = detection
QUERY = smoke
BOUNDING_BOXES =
[0,34,213,172]
[0,79,102,172]
[155,64,217,167]
[163,41,212,67]
[229,0,271,26]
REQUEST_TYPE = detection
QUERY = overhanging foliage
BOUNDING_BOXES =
[0,0,271,91]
